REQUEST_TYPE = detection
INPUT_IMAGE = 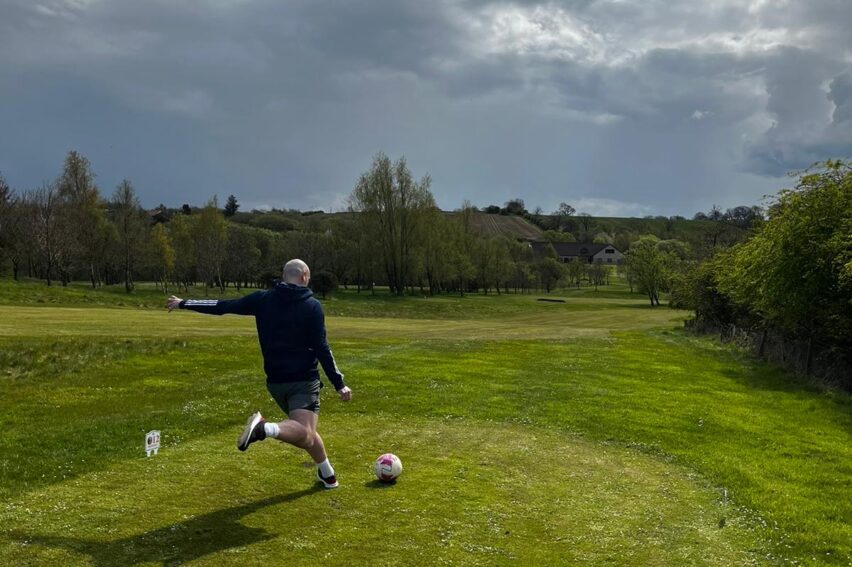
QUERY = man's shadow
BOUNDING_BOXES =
[9,486,321,566]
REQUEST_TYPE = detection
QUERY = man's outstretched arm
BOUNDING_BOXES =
[166,292,262,316]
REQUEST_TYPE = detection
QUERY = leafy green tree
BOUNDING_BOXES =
[420,209,454,294]
[311,271,337,299]
[504,198,526,216]
[588,262,609,290]
[349,153,435,295]
[542,230,576,242]
[194,197,228,294]
[715,160,852,344]
[625,235,687,306]
[168,213,195,291]
[536,257,566,293]
[148,223,175,293]
[577,212,594,233]
[566,259,586,288]
[58,151,108,287]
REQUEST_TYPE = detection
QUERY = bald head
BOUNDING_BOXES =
[283,259,311,286]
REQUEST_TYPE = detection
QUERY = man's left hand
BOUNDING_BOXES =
[166,295,183,312]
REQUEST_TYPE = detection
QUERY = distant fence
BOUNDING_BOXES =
[685,319,850,390]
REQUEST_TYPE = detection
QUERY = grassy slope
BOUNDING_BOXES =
[1,280,849,565]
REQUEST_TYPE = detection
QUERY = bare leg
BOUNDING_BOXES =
[272,409,327,464]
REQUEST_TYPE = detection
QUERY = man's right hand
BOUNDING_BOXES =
[166,296,183,312]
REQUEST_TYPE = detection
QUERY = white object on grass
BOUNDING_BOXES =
[145,430,161,457]
[374,453,403,482]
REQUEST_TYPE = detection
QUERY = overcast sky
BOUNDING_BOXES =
[1,0,850,216]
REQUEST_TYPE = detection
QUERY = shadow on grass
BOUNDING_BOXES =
[10,486,322,566]
[364,479,397,489]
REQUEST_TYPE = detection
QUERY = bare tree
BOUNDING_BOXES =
[111,180,147,293]
[31,182,63,286]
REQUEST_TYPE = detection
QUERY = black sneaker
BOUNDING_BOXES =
[237,411,266,452]
[316,469,339,489]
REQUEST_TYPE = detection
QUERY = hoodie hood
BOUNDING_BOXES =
[273,281,314,303]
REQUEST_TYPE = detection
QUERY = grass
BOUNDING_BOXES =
[0,279,849,565]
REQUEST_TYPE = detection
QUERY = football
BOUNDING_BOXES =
[374,453,403,482]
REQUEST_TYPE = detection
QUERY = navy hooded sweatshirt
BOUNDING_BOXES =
[179,282,345,390]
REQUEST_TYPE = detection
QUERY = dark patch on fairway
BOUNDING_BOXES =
[536,298,566,303]
[11,487,321,565]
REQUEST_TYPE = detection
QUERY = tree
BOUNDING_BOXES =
[349,153,435,295]
[588,262,608,290]
[194,197,228,294]
[224,224,261,290]
[224,194,240,217]
[553,202,575,231]
[625,236,687,306]
[0,174,14,274]
[58,150,107,287]
[311,271,337,299]
[542,230,576,242]
[723,205,763,229]
[504,198,526,216]
[110,180,148,293]
[715,160,852,345]
[30,182,64,286]
[168,213,196,291]
[577,212,594,233]
[566,259,586,288]
[536,257,566,293]
[148,223,175,293]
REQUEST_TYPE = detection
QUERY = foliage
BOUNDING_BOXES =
[223,194,239,217]
[714,161,851,343]
[536,257,566,292]
[110,180,147,293]
[310,270,337,298]
[193,198,228,294]
[349,153,435,295]
[625,235,689,306]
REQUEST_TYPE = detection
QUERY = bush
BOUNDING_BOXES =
[311,271,337,299]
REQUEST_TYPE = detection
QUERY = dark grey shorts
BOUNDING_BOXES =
[266,380,322,415]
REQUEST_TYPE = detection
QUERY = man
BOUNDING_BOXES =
[166,259,352,489]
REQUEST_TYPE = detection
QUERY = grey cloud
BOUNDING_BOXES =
[1,0,850,215]
[829,72,852,124]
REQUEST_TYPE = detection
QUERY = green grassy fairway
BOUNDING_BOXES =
[1,282,849,565]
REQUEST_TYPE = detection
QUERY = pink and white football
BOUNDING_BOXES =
[374,453,403,482]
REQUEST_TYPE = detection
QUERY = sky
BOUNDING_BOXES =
[1,0,850,217]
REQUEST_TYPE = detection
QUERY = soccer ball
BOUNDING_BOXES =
[374,453,403,482]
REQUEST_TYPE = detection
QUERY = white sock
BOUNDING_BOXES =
[264,422,279,439]
[317,458,334,477]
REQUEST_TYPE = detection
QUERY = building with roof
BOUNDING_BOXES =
[531,242,624,264]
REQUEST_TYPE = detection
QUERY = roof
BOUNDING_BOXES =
[531,242,620,257]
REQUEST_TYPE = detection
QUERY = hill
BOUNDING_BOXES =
[456,211,544,240]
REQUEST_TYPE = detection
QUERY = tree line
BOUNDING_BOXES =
[0,151,623,296]
[675,161,851,385]
[0,150,764,303]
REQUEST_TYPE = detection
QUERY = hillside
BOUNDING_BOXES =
[448,211,544,240]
